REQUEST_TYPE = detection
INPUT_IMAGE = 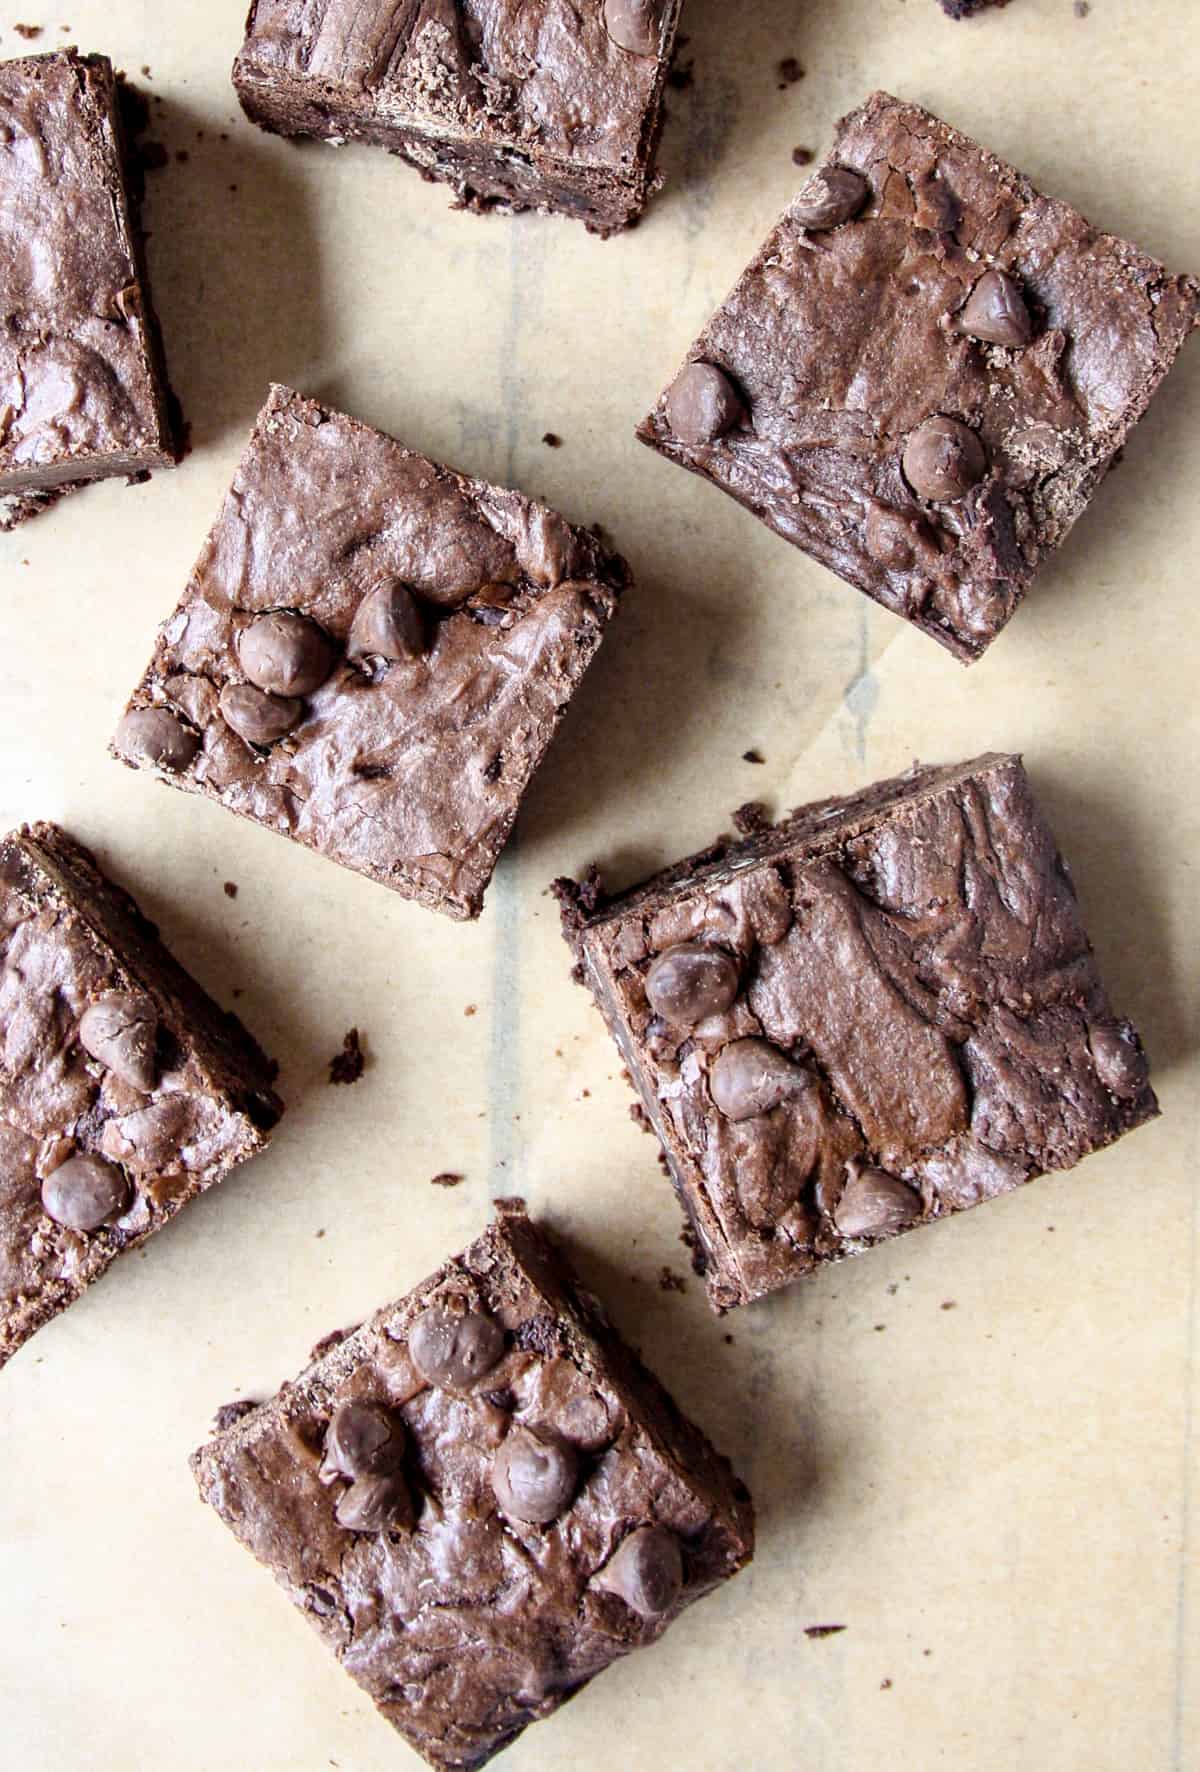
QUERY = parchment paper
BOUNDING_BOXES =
[0,2,1195,1768]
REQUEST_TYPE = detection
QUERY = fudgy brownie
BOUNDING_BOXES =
[556,755,1158,1311]
[233,0,684,236]
[0,824,282,1369]
[0,49,176,530]
[191,1203,754,1769]
[112,385,628,921]
[638,91,1200,663]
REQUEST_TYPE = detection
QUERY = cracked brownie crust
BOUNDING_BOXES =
[638,92,1200,662]
[191,1205,754,1770]
[233,0,685,235]
[0,50,176,529]
[556,755,1158,1310]
[0,824,282,1368]
[111,385,628,921]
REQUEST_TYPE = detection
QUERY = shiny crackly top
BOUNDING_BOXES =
[236,0,674,169]
[0,51,170,483]
[191,1211,753,1771]
[639,91,1200,661]
[0,826,280,1367]
[113,385,625,920]
[578,755,1158,1309]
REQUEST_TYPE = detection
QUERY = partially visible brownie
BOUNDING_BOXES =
[0,824,282,1368]
[0,49,176,529]
[233,0,685,236]
[556,755,1158,1310]
[939,0,1010,15]
[638,91,1200,663]
[191,1203,754,1769]
[111,385,628,921]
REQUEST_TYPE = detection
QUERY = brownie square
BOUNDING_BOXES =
[0,824,282,1369]
[638,91,1200,662]
[0,49,176,530]
[111,385,627,921]
[191,1204,754,1769]
[233,0,684,236]
[556,755,1158,1311]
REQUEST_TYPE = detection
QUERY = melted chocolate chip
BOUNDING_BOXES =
[644,943,739,1029]
[491,1426,578,1525]
[347,580,425,663]
[792,166,868,230]
[603,0,662,54]
[114,706,198,772]
[409,1305,505,1390]
[902,416,987,503]
[238,611,336,696]
[833,1165,921,1239]
[598,1526,684,1617]
[79,992,158,1093]
[320,1400,404,1484]
[960,270,1034,347]
[1088,1021,1149,1100]
[41,1153,131,1232]
[219,682,304,746]
[665,362,744,447]
[709,1038,813,1121]
[335,1471,412,1534]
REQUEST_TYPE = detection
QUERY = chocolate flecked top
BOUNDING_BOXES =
[638,91,1200,662]
[191,1205,754,1770]
[0,50,175,526]
[0,824,282,1368]
[111,385,628,921]
[557,754,1158,1310]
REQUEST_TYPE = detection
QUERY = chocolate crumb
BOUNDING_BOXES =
[329,1027,366,1086]
[1074,1,1090,14]
[723,1333,734,1345]
[14,24,43,39]
[792,146,814,166]
[315,1228,325,1239]
[805,1624,846,1640]
[464,1004,477,1017]
[140,65,152,78]
[431,1171,465,1189]
[873,1323,886,1332]
[880,1678,893,1691]
[658,1266,687,1294]
[777,56,804,88]
[742,748,765,764]
[732,801,769,836]
[541,432,562,448]
[940,1300,957,1311]
[223,881,238,899]
[213,1399,258,1432]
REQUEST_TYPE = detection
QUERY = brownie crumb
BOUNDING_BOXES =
[464,1004,477,1017]
[659,1266,687,1294]
[880,1678,893,1691]
[222,881,238,899]
[140,64,152,78]
[791,146,814,167]
[431,1171,465,1189]
[742,748,765,765]
[940,1300,957,1311]
[213,1399,258,1433]
[329,1028,366,1086]
[629,1101,653,1133]
[723,1333,735,1345]
[315,1228,325,1239]
[873,1323,886,1332]
[541,432,562,448]
[1074,0,1090,13]
[805,1624,846,1640]
[14,24,43,39]
[777,56,804,88]
[732,801,769,836]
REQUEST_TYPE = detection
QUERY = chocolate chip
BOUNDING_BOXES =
[238,611,336,696]
[335,1471,412,1534]
[901,416,986,503]
[834,1165,921,1239]
[960,270,1034,347]
[710,1038,813,1121]
[347,581,425,664]
[864,503,931,572]
[665,362,744,447]
[1088,1021,1149,1100]
[409,1305,505,1390]
[320,1400,404,1485]
[598,1527,685,1616]
[219,682,304,746]
[491,1426,578,1525]
[791,166,868,230]
[41,1153,131,1232]
[114,706,198,772]
[644,943,739,1029]
[604,0,662,55]
[79,992,158,1093]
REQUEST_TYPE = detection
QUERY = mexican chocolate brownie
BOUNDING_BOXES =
[233,0,685,236]
[0,824,282,1369]
[112,385,628,921]
[0,49,176,530]
[191,1203,754,1769]
[556,755,1158,1310]
[638,92,1200,663]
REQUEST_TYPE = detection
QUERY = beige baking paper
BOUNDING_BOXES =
[0,2,1196,1768]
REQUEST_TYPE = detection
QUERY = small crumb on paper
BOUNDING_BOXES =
[223,880,238,899]
[805,1624,846,1640]
[431,1171,465,1189]
[329,1028,365,1086]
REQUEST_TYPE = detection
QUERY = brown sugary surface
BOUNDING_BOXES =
[639,91,1200,661]
[113,385,626,920]
[0,824,282,1367]
[191,1210,754,1770]
[0,50,174,500]
[573,755,1158,1308]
